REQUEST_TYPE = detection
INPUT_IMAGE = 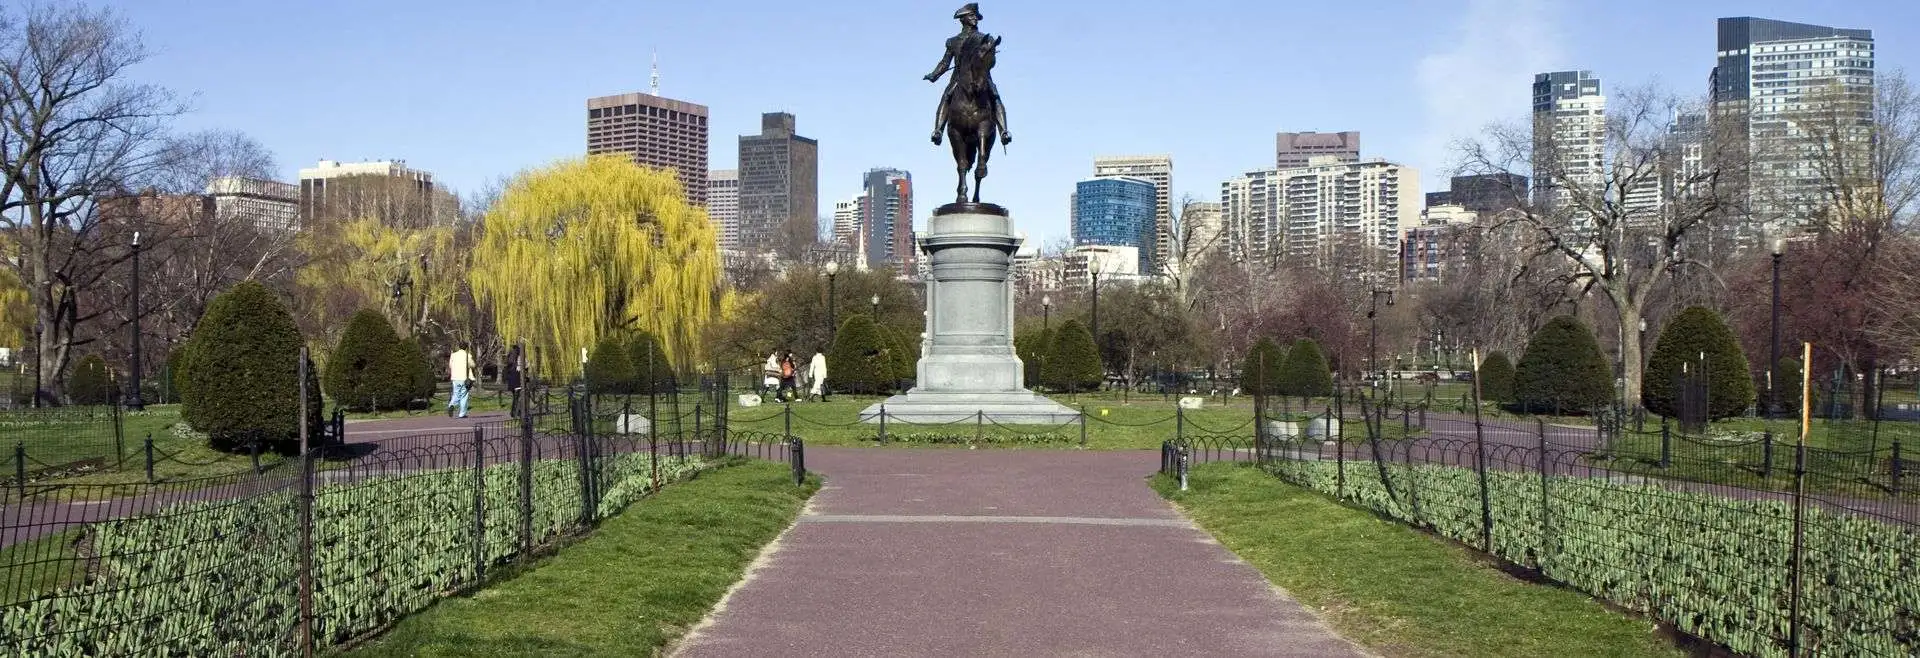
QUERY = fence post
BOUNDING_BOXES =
[1660,418,1672,469]
[296,348,315,658]
[1419,404,1427,429]
[143,434,155,483]
[249,440,262,475]
[1537,424,1551,560]
[13,443,24,499]
[1177,443,1190,491]
[1762,430,1775,479]
[1892,440,1903,496]
[113,399,126,469]
[694,403,705,460]
[975,410,984,444]
[1176,405,1185,444]
[1788,441,1809,656]
[576,425,594,527]
[791,436,806,486]
[1161,440,1171,475]
[1079,404,1088,447]
[878,404,888,444]
[519,408,534,555]
[783,403,793,445]
[471,425,486,585]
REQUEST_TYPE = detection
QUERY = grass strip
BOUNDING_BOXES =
[349,460,818,657]
[1154,462,1681,658]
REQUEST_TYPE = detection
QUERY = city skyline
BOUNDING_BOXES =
[100,0,1919,245]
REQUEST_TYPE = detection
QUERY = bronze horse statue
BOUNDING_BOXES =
[930,33,1011,205]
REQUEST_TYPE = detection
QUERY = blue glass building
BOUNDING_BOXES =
[1072,176,1156,273]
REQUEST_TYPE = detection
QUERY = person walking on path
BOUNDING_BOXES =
[447,343,477,418]
[763,351,782,398]
[808,351,829,402]
[778,350,800,402]
[504,344,525,418]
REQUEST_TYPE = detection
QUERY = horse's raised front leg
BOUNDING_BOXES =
[972,125,992,203]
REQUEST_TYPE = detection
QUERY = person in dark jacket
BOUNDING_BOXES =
[504,344,526,418]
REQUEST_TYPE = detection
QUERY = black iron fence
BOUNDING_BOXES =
[0,396,799,655]
[1165,399,1920,658]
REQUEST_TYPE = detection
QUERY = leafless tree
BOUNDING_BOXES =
[0,3,185,401]
[1455,83,1748,407]
[1159,193,1229,309]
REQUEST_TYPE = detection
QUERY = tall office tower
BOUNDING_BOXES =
[737,112,819,254]
[1275,131,1361,169]
[1092,155,1172,274]
[297,159,438,228]
[707,169,740,249]
[833,196,863,249]
[1531,71,1606,212]
[586,91,710,208]
[1178,201,1225,269]
[1711,17,1874,232]
[1072,176,1157,274]
[860,168,914,271]
[206,176,300,232]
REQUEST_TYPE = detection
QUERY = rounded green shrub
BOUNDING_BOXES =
[1043,319,1102,393]
[68,354,115,405]
[1239,337,1288,396]
[323,309,414,411]
[1279,338,1333,398]
[624,332,676,394]
[1478,350,1516,403]
[1515,315,1613,414]
[398,336,436,406]
[830,315,895,395]
[1016,326,1051,389]
[181,281,322,451]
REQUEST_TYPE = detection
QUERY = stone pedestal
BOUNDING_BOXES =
[861,203,1080,424]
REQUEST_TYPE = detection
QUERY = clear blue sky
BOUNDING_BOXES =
[106,0,1917,245]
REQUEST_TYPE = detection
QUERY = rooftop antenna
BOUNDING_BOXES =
[650,50,660,96]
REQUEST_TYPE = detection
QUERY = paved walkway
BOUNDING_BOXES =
[674,448,1364,657]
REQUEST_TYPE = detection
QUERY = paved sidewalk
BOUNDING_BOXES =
[674,448,1364,657]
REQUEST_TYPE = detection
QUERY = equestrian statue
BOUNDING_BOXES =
[924,2,1012,206]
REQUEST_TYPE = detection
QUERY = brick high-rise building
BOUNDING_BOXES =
[860,168,913,272]
[586,91,710,208]
[737,112,819,254]
[1275,131,1360,169]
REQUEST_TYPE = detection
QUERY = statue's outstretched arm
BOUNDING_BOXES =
[924,44,954,82]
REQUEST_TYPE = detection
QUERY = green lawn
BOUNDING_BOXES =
[348,460,818,657]
[722,393,1264,449]
[0,528,82,606]
[1591,414,1911,498]
[1156,463,1681,658]
[1,405,295,496]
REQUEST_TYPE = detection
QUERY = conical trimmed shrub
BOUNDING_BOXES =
[324,309,413,411]
[1642,307,1755,419]
[398,336,436,405]
[1044,319,1102,393]
[830,315,893,395]
[1239,337,1288,396]
[585,335,636,394]
[1514,315,1613,414]
[68,354,115,405]
[181,280,322,451]
[624,332,676,394]
[1478,350,1516,403]
[1016,326,1050,389]
[1279,338,1333,398]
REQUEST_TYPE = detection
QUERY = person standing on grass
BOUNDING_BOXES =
[447,342,477,418]
[808,351,829,402]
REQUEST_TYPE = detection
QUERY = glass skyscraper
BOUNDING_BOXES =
[1073,176,1156,273]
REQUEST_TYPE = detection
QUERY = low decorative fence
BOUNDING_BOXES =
[0,409,798,655]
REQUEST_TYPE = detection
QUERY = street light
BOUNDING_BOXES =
[870,293,880,316]
[1367,288,1395,388]
[1041,295,1052,333]
[824,261,840,340]
[1769,235,1786,420]
[127,230,145,410]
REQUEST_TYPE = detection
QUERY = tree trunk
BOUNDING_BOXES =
[1617,303,1645,411]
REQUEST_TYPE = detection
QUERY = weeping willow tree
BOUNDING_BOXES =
[295,217,465,347]
[0,235,26,347]
[470,156,720,380]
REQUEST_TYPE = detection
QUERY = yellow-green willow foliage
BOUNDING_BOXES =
[296,218,464,344]
[0,235,26,346]
[470,156,720,380]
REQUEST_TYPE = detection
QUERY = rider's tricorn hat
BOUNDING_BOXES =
[954,3,981,20]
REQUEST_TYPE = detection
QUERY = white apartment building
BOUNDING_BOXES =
[206,176,299,232]
[708,169,740,249]
[1222,157,1420,274]
[1531,71,1607,213]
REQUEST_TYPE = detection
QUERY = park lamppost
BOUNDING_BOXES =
[1769,235,1785,420]
[127,231,145,410]
[1042,295,1052,333]
[824,261,840,340]
[870,293,880,316]
[1367,288,1395,388]
[1090,266,1103,356]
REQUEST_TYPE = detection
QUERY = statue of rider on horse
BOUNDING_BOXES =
[924,3,1012,206]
